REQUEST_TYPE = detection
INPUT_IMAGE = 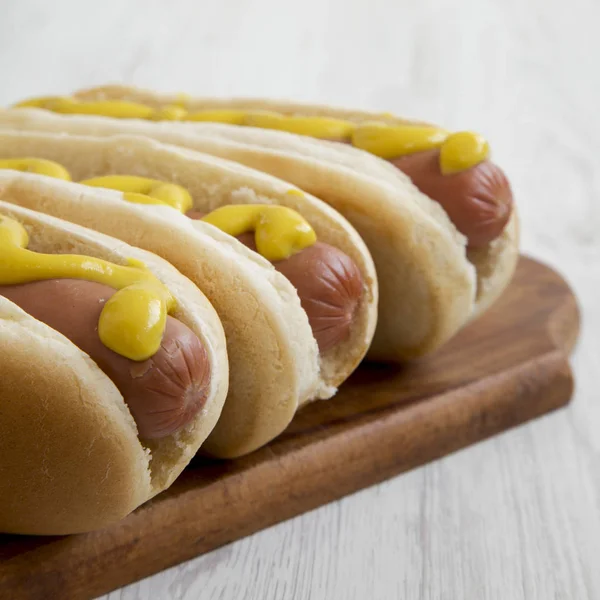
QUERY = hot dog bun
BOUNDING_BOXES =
[0,96,516,360]
[0,130,376,385]
[0,157,369,458]
[77,86,519,354]
[0,199,229,535]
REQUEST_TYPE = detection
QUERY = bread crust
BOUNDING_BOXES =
[75,86,520,357]
[0,157,366,458]
[0,199,229,535]
[0,130,377,386]
[0,106,482,359]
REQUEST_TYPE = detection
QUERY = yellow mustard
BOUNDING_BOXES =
[186,110,247,124]
[242,112,356,139]
[12,96,491,172]
[15,96,154,119]
[0,215,175,361]
[81,176,318,260]
[150,105,188,121]
[53,99,155,119]
[13,96,67,109]
[351,123,449,159]
[201,204,316,261]
[86,177,318,260]
[285,189,306,198]
[81,175,193,212]
[0,159,317,261]
[0,158,72,180]
[121,191,176,206]
[439,131,490,175]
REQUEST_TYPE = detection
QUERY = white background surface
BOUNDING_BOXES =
[2,0,599,598]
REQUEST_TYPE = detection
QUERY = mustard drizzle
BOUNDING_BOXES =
[0,160,317,260]
[0,215,175,361]
[13,96,490,171]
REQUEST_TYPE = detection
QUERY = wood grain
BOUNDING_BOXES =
[0,256,579,600]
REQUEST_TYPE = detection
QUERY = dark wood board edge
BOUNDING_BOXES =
[0,257,581,600]
[1,354,574,600]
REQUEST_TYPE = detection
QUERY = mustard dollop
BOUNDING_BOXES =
[0,215,175,361]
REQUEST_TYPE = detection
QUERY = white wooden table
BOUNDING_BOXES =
[2,0,599,598]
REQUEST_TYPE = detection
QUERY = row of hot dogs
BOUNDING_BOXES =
[0,85,519,536]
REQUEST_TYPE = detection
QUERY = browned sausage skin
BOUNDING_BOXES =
[239,232,363,353]
[186,212,363,353]
[390,151,513,248]
[332,140,513,248]
[0,279,211,439]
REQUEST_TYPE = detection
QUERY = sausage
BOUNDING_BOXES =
[331,140,512,247]
[0,279,211,440]
[242,233,363,353]
[187,211,363,353]
[390,150,513,248]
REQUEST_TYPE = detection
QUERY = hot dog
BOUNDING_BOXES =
[10,91,513,248]
[15,91,513,248]
[389,151,512,248]
[75,183,364,356]
[0,279,210,439]
[0,149,377,460]
[256,239,363,353]
[0,155,365,355]
[185,212,363,353]
[333,138,513,248]
[0,87,518,361]
[0,198,229,535]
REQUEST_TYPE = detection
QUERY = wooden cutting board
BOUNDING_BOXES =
[0,256,580,600]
